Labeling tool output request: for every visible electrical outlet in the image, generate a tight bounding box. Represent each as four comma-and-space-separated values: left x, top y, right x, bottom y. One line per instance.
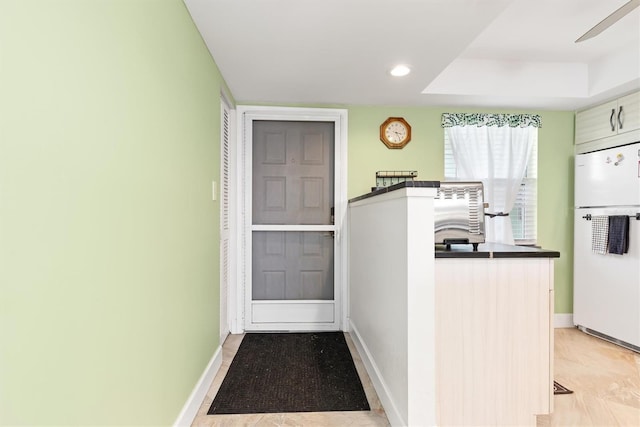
212, 181, 217, 201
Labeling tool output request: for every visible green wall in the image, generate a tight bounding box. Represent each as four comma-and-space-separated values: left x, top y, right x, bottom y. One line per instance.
347, 107, 575, 313
0, 1, 227, 425
0, 0, 577, 424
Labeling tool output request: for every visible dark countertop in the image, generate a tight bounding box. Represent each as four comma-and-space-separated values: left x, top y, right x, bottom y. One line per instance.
348, 182, 558, 259
349, 180, 440, 203
436, 242, 560, 258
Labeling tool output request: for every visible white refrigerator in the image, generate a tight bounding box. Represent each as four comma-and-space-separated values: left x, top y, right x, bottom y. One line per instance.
574, 141, 640, 351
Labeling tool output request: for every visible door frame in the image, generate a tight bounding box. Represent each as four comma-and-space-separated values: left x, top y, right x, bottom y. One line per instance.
232, 106, 348, 333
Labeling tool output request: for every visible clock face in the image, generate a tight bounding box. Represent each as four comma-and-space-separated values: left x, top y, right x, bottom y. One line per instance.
385, 121, 408, 143
380, 117, 411, 149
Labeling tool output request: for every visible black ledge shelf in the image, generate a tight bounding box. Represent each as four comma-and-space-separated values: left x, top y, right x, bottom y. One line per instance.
436, 243, 560, 259
349, 180, 440, 203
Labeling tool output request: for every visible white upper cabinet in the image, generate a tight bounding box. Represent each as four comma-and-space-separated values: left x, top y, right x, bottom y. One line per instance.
618, 91, 640, 134
575, 91, 640, 145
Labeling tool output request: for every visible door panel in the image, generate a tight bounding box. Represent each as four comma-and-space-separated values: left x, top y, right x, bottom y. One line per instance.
219, 97, 231, 340
574, 208, 640, 347
252, 302, 334, 324
575, 143, 640, 207
252, 231, 334, 300
575, 100, 617, 144
252, 121, 334, 225
249, 120, 336, 328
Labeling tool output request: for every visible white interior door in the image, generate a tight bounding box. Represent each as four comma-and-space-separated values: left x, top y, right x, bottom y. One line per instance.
241, 109, 346, 331
219, 95, 232, 341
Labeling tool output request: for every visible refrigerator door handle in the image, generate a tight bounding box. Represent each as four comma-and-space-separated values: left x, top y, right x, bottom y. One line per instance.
582, 213, 640, 220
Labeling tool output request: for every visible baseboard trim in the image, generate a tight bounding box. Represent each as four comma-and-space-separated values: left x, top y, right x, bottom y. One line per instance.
554, 313, 574, 328
173, 344, 223, 427
349, 321, 403, 427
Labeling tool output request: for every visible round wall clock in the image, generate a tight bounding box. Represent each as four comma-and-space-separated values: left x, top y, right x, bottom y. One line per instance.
380, 117, 411, 149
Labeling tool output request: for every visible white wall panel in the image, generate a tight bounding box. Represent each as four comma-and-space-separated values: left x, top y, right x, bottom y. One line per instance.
349, 187, 437, 427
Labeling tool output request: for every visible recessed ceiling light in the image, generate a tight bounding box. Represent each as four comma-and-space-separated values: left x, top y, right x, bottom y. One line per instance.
390, 65, 411, 77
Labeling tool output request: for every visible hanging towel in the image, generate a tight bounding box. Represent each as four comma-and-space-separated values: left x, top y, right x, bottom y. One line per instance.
608, 215, 630, 255
591, 216, 609, 254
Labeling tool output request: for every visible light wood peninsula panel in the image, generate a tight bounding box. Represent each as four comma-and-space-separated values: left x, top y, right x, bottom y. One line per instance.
435, 254, 555, 426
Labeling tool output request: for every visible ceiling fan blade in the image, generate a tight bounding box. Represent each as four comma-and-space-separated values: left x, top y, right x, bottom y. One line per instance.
575, 0, 640, 43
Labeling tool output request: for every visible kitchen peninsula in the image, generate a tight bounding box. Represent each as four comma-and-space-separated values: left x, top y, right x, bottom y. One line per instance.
348, 181, 559, 427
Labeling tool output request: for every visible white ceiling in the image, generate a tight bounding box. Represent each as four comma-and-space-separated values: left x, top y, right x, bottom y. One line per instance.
184, 0, 640, 111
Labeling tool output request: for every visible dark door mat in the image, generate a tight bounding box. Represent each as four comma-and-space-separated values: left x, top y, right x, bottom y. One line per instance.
208, 332, 370, 415
554, 381, 573, 394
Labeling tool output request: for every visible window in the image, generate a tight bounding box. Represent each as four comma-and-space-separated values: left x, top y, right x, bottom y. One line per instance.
442, 113, 539, 245
510, 143, 537, 244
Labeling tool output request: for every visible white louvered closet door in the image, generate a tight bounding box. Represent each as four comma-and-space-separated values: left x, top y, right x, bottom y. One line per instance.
219, 97, 231, 341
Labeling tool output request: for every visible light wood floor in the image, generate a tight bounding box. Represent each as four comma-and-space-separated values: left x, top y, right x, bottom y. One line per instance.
537, 328, 640, 427
192, 328, 639, 426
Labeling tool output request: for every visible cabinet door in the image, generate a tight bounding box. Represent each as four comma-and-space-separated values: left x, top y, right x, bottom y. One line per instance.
617, 91, 640, 134
435, 258, 554, 425
575, 100, 617, 144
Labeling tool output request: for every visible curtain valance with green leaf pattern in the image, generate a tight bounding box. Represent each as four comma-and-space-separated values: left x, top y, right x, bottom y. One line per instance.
441, 113, 542, 128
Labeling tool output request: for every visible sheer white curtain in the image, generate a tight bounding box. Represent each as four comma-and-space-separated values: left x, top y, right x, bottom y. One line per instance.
443, 115, 538, 244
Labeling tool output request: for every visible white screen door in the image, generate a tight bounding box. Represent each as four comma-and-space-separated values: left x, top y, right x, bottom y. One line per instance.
244, 116, 341, 331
